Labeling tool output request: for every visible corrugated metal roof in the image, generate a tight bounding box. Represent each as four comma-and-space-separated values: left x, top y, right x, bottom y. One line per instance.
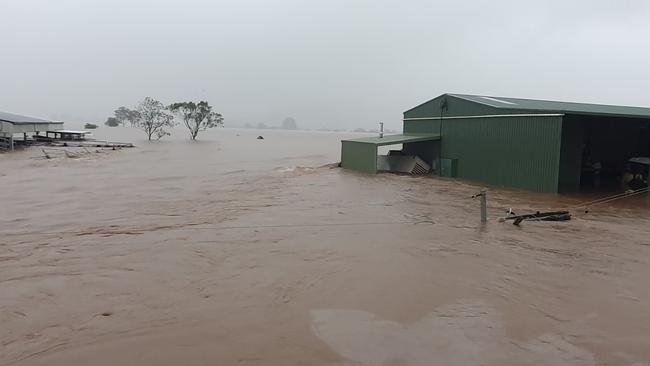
0, 111, 57, 124
342, 133, 440, 146
449, 94, 650, 118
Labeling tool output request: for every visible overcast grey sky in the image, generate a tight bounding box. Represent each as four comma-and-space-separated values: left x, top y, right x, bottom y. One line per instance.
1, 0, 649, 130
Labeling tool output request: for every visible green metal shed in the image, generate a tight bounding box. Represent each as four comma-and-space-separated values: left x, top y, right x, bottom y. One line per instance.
341, 93, 650, 193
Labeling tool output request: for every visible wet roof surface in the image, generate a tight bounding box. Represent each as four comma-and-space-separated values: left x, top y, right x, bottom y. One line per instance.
0, 111, 57, 124
450, 94, 650, 118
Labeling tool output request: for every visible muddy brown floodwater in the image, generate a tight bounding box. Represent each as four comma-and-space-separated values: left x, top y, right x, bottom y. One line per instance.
1, 127, 650, 366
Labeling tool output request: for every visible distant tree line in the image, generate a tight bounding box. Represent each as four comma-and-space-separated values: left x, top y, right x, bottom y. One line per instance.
242, 117, 299, 130
105, 97, 224, 141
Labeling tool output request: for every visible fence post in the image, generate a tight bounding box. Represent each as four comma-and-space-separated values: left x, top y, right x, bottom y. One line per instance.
480, 190, 487, 223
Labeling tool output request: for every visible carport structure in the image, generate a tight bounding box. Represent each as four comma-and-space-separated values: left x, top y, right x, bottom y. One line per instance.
341, 133, 440, 174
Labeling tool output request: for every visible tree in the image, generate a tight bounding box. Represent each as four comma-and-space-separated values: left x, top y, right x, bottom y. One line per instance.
134, 97, 175, 140
105, 117, 120, 127
168, 101, 224, 140
281, 117, 297, 130
114, 106, 140, 127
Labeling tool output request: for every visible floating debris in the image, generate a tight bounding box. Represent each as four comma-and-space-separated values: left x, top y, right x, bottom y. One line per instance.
500, 211, 571, 226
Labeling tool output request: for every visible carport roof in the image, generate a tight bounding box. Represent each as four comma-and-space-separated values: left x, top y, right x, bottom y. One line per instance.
342, 133, 440, 146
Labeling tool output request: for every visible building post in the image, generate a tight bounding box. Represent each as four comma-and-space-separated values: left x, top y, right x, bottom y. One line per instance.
10, 135, 14, 151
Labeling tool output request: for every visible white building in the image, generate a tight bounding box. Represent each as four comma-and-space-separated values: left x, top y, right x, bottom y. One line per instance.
0, 111, 63, 151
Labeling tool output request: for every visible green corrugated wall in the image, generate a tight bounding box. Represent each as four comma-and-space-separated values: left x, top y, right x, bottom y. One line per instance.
403, 119, 441, 134
439, 116, 563, 192
341, 141, 377, 173
401, 94, 566, 192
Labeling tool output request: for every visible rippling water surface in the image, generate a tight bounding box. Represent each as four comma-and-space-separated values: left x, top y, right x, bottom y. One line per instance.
1, 126, 649, 366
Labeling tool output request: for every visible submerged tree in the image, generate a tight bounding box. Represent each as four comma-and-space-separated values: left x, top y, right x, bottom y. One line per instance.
114, 106, 140, 127
105, 117, 120, 127
168, 101, 224, 140
134, 97, 175, 140
281, 117, 297, 130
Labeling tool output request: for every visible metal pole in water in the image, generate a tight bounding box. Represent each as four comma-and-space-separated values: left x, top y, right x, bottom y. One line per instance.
480, 190, 487, 223
379, 122, 384, 138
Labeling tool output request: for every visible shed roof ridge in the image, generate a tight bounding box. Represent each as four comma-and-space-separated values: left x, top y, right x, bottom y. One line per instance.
405, 93, 650, 118
450, 93, 650, 111
402, 93, 491, 114
446, 94, 502, 108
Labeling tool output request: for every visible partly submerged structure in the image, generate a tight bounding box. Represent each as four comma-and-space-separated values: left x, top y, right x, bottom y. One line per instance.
341, 94, 650, 193
0, 111, 63, 151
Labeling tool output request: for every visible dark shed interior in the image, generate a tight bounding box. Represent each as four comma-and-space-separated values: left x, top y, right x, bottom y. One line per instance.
402, 140, 440, 170
559, 115, 650, 192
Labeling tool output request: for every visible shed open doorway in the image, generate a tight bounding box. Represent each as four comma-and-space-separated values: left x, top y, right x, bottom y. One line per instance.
559, 115, 650, 193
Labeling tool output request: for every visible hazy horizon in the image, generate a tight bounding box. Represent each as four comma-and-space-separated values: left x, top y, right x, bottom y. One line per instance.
2, 0, 650, 130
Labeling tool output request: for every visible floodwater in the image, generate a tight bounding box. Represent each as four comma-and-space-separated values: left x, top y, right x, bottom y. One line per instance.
1, 127, 650, 366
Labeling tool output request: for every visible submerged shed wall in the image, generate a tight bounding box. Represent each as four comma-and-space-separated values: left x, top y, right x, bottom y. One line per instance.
0, 122, 11, 135
341, 141, 377, 173
439, 115, 564, 192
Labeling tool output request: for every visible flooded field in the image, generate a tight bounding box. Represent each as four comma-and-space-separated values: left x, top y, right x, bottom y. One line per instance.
1, 127, 650, 366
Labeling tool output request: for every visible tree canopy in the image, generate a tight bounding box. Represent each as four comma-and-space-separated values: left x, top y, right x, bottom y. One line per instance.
135, 97, 175, 140
281, 117, 297, 130
105, 117, 120, 127
168, 101, 223, 140
114, 106, 140, 127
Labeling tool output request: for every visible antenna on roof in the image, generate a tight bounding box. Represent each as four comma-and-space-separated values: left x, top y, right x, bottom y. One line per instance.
440, 98, 449, 111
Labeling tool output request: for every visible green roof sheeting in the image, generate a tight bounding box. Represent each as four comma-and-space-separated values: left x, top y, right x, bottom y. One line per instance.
448, 94, 650, 119
342, 134, 440, 146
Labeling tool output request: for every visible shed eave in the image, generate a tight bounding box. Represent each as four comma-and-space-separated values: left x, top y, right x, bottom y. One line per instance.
342, 133, 440, 146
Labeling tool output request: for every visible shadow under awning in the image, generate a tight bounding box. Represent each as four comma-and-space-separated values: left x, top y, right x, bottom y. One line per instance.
340, 134, 441, 174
